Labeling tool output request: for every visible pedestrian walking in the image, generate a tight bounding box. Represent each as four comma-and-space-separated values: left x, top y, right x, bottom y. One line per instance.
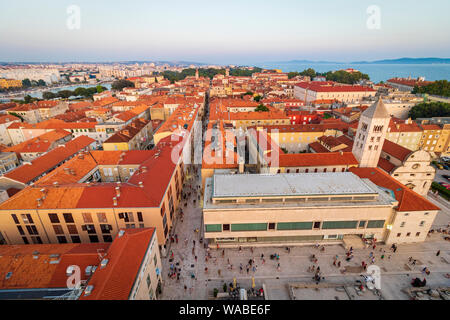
277, 263, 281, 271
338, 261, 341, 267
436, 250, 441, 256
195, 255, 197, 262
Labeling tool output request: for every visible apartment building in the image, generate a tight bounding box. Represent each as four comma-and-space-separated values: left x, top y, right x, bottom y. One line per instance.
0, 114, 21, 146
294, 81, 376, 103
103, 119, 153, 151
0, 135, 189, 249
0, 79, 22, 89
0, 136, 96, 194
385, 118, 423, 151
3, 129, 72, 161
419, 124, 442, 153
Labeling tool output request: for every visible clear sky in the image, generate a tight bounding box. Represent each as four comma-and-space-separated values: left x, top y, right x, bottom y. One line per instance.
0, 0, 449, 64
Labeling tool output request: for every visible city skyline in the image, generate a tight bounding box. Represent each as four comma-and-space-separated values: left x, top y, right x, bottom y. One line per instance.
1, 0, 450, 64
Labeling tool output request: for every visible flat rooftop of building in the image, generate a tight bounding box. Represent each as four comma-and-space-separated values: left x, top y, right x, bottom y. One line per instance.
212, 172, 378, 198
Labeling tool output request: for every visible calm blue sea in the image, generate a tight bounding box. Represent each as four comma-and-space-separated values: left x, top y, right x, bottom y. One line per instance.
254, 62, 450, 83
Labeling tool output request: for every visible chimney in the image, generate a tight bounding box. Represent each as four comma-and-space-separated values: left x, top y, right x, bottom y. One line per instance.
115, 186, 121, 197
37, 198, 42, 207
113, 197, 118, 206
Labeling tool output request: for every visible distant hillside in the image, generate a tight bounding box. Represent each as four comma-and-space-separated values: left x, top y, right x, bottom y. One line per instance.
353, 58, 450, 64
269, 57, 450, 65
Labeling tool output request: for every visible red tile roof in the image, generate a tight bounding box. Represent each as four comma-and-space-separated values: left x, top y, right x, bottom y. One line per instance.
3, 129, 71, 154
295, 81, 375, 92
80, 228, 156, 300
0, 114, 21, 125
0, 243, 109, 290
279, 152, 359, 167
4, 136, 95, 184
382, 139, 412, 162
377, 157, 396, 173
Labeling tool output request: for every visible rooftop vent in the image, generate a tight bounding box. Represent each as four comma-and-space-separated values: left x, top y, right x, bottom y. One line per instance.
118, 230, 125, 237
138, 181, 144, 188
5, 272, 12, 280
113, 197, 118, 206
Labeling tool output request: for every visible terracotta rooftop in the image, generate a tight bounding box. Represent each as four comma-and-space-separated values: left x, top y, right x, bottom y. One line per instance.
4, 136, 95, 184
0, 114, 21, 125
0, 243, 109, 290
4, 129, 72, 155
104, 119, 149, 144
80, 228, 156, 300
382, 139, 413, 162
295, 81, 375, 93
0, 136, 184, 210
350, 167, 440, 212
278, 152, 359, 167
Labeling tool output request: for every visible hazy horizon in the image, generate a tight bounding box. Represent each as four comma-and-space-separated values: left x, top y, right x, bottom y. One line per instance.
1, 0, 450, 65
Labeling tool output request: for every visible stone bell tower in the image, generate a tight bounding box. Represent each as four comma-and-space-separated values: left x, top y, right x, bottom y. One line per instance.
352, 98, 391, 167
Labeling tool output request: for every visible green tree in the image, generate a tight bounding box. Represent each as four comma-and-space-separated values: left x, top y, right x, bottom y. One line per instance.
408, 101, 450, 119
254, 95, 262, 102
74, 87, 88, 97
300, 68, 317, 78
57, 90, 74, 99
7, 112, 25, 122
96, 85, 105, 93
325, 70, 370, 84
42, 91, 56, 100
24, 95, 33, 103
255, 104, 269, 112
412, 80, 450, 97
22, 79, 32, 87
37, 79, 46, 86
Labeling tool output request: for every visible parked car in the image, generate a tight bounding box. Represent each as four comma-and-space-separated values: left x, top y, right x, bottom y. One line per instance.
437, 164, 444, 170
444, 165, 450, 170
438, 182, 450, 190
442, 175, 450, 181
